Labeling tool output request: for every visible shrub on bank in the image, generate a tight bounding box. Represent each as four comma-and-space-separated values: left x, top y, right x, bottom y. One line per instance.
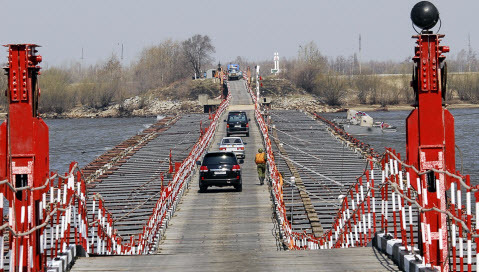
39, 68, 75, 114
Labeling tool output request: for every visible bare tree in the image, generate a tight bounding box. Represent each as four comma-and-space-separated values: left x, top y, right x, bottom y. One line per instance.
291, 41, 328, 93
134, 39, 188, 93
353, 74, 381, 104
399, 74, 415, 103
0, 68, 7, 109
39, 68, 73, 113
231, 56, 250, 71
315, 73, 347, 106
450, 74, 479, 102
74, 54, 124, 109
182, 34, 215, 77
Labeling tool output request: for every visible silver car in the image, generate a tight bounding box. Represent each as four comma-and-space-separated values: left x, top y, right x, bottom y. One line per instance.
219, 137, 246, 159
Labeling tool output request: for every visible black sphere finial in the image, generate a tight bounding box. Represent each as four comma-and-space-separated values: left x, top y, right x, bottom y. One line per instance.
411, 1, 439, 30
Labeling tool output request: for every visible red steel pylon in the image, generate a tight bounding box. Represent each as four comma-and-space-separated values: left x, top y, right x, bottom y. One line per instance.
406, 32, 454, 271
0, 44, 49, 271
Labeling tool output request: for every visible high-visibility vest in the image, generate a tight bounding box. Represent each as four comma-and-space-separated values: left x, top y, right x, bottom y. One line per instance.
255, 153, 266, 164
279, 174, 283, 202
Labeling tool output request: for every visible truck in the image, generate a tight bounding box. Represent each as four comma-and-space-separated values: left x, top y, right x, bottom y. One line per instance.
227, 64, 242, 80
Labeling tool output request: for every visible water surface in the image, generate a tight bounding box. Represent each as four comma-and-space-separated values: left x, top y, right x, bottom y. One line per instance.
322, 107, 479, 183
46, 117, 157, 172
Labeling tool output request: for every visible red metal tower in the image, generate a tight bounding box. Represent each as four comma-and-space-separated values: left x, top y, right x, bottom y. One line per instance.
406, 32, 454, 270
0, 44, 49, 270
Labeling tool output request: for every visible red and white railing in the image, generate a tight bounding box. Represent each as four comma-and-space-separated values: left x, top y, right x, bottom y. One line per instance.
247, 81, 476, 270
138, 92, 231, 254
311, 113, 380, 159
0, 93, 231, 271
248, 83, 309, 249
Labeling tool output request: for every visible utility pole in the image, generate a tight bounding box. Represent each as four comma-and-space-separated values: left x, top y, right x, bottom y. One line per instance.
256, 65, 260, 108
117, 42, 124, 64
359, 34, 362, 74
80, 47, 84, 74
468, 33, 471, 72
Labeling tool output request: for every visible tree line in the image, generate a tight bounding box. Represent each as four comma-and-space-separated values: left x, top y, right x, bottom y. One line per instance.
2, 37, 479, 112
0, 34, 215, 114
246, 41, 479, 106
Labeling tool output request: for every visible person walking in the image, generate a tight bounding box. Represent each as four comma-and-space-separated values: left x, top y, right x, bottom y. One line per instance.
255, 148, 267, 185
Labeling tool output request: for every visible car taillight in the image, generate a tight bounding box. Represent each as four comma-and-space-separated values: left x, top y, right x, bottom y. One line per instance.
232, 165, 240, 171
200, 166, 208, 172
246, 123, 249, 127
220, 147, 226, 150
226, 124, 230, 128
238, 147, 244, 150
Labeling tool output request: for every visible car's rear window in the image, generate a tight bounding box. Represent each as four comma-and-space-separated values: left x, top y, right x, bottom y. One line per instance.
228, 113, 247, 122
221, 138, 243, 144
204, 153, 237, 165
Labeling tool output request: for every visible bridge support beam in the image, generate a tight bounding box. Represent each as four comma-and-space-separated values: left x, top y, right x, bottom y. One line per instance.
406, 32, 454, 271
0, 44, 49, 271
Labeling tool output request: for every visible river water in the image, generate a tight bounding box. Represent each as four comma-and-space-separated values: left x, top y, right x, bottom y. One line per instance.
46, 117, 157, 173
322, 107, 479, 184
1, 108, 477, 183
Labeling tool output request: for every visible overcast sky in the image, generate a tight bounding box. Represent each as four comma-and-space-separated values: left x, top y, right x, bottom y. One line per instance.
1, 0, 478, 67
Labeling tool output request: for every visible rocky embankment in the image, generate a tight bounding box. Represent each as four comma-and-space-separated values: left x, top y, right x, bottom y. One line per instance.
268, 94, 343, 113
38, 78, 220, 118
26, 93, 479, 119
41, 96, 203, 119
39, 94, 339, 119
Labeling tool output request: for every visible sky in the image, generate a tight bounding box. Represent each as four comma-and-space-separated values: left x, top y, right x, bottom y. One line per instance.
1, 0, 478, 67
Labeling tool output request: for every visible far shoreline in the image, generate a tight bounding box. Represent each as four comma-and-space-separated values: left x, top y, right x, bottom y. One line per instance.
0, 102, 478, 120
337, 103, 479, 112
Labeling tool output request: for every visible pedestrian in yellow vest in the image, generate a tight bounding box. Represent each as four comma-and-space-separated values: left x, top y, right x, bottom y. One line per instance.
279, 172, 284, 203
255, 148, 267, 185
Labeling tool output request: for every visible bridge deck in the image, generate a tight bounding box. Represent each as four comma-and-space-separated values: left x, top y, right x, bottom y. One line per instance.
86, 114, 211, 240
270, 110, 368, 235
72, 80, 399, 271
71, 247, 398, 271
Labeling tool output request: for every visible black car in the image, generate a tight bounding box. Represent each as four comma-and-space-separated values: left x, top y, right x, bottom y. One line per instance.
225, 111, 250, 137
197, 152, 243, 192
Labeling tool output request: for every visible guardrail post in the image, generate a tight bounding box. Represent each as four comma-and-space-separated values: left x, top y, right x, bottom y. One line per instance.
0, 44, 49, 271
407, 3, 454, 269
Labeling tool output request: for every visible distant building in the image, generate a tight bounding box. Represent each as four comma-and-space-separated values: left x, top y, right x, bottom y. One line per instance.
206, 69, 216, 79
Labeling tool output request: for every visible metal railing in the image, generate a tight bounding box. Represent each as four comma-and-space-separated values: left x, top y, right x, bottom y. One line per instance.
247, 82, 475, 271
0, 93, 231, 271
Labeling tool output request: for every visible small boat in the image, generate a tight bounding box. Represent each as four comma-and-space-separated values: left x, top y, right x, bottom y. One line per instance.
373, 122, 397, 133
333, 110, 396, 135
